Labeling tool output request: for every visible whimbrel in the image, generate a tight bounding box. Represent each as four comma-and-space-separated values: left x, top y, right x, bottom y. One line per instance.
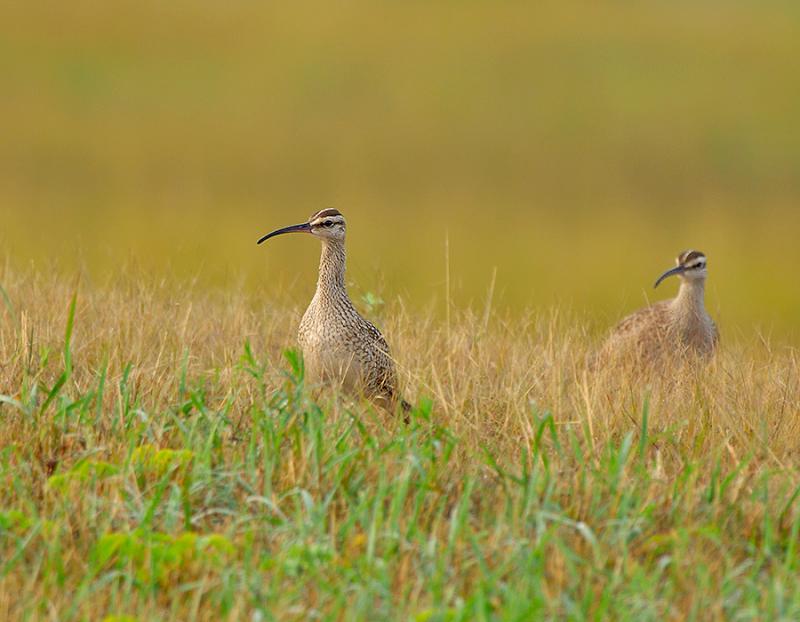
597, 250, 718, 365
258, 208, 410, 415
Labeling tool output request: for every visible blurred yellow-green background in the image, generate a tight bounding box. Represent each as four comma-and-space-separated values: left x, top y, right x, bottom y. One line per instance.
2, 2, 799, 338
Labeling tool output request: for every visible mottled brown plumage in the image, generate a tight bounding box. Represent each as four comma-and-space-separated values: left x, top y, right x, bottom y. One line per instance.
258, 209, 409, 415
597, 250, 719, 366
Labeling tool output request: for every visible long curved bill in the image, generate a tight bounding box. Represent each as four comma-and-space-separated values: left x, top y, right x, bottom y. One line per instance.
654, 265, 686, 288
257, 222, 311, 245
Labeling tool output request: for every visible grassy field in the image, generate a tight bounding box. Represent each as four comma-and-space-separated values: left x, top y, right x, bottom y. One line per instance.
2, 1, 800, 619
1, 266, 799, 620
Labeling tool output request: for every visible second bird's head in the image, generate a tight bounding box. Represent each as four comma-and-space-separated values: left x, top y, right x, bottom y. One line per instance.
257, 208, 346, 245
654, 250, 708, 288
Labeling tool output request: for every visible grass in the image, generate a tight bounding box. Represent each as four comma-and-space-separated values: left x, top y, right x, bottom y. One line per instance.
2, 265, 800, 621
2, 2, 800, 618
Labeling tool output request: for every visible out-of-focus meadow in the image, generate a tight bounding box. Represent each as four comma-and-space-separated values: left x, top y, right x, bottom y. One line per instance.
2, 2, 799, 335
2, 2, 800, 336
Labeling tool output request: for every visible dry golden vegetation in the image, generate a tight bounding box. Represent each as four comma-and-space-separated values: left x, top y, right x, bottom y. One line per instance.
1, 265, 799, 620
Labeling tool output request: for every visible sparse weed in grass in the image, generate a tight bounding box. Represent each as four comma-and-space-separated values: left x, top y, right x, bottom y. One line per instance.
92, 529, 235, 586
47, 460, 120, 493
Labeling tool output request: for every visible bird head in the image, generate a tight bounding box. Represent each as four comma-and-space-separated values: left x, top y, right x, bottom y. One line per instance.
257, 208, 346, 245
654, 250, 708, 288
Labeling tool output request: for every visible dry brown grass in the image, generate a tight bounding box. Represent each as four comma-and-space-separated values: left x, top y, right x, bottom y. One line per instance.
1, 264, 800, 620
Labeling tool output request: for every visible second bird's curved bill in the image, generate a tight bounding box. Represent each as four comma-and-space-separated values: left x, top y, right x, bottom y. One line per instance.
257, 222, 312, 245
654, 266, 686, 288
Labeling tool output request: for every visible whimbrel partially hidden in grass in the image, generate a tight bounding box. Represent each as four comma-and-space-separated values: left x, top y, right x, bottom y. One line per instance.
597, 250, 719, 365
258, 208, 410, 417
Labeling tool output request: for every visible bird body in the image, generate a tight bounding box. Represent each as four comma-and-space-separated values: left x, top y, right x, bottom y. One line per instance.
259, 209, 407, 412
598, 250, 718, 365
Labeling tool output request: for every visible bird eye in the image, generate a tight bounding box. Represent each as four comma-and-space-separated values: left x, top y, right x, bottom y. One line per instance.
323, 221, 333, 227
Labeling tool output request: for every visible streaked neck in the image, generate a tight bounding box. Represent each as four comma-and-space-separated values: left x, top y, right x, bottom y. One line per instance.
673, 279, 707, 315
316, 240, 347, 298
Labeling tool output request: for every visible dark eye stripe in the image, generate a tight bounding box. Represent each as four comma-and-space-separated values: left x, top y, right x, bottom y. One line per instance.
313, 218, 341, 228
